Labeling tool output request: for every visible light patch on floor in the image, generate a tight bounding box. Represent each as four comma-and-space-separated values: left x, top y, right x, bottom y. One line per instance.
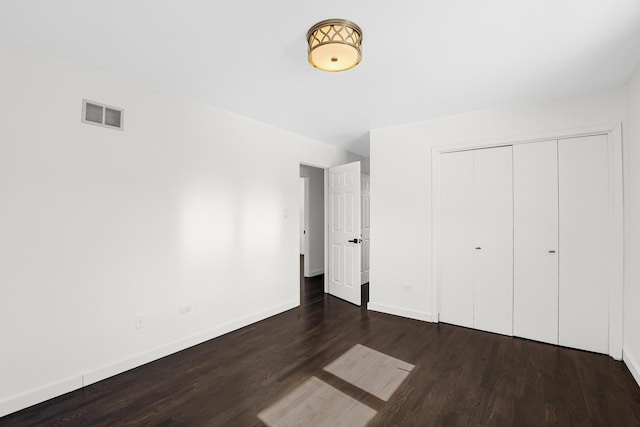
324, 344, 415, 401
257, 376, 377, 427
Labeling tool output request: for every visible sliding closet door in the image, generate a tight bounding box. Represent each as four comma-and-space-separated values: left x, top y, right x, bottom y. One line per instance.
439, 151, 474, 328
558, 135, 609, 354
473, 146, 513, 336
513, 141, 559, 345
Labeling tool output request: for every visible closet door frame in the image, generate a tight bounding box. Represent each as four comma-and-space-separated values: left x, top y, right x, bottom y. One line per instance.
431, 123, 623, 360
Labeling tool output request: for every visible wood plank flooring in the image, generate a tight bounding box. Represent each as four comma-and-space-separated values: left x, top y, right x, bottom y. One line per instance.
2, 259, 639, 426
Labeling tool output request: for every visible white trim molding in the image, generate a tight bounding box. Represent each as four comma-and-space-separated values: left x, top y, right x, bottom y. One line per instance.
0, 376, 82, 418
368, 302, 433, 322
324, 168, 330, 294
608, 124, 624, 360
309, 268, 324, 277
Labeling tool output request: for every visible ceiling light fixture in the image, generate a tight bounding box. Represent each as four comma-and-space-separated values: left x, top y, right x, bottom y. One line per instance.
307, 19, 363, 72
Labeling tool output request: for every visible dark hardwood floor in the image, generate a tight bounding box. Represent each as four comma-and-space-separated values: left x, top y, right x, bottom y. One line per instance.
2, 259, 640, 426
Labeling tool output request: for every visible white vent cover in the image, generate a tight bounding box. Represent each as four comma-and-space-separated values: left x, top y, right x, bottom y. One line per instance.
81, 99, 124, 130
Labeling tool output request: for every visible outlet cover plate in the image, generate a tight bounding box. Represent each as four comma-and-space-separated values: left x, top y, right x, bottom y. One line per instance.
135, 313, 145, 329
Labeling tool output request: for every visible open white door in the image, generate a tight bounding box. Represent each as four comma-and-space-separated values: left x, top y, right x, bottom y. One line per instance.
361, 174, 371, 285
328, 161, 362, 306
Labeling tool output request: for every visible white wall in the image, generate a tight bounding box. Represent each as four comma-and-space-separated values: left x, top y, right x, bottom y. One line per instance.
624, 62, 640, 385
0, 40, 365, 416
299, 165, 325, 276
369, 87, 626, 323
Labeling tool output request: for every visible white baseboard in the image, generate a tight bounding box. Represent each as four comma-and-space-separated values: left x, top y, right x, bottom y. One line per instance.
309, 268, 324, 277
624, 348, 640, 388
0, 299, 299, 418
0, 375, 82, 418
367, 302, 433, 322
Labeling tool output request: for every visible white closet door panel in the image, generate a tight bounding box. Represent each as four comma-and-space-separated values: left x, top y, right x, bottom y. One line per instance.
439, 151, 474, 328
558, 135, 609, 354
473, 146, 513, 336
513, 140, 559, 345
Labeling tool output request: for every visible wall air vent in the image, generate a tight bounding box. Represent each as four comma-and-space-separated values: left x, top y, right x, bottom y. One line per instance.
81, 99, 124, 130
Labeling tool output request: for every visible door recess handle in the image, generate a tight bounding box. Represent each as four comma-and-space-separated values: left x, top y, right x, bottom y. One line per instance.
348, 238, 362, 244
548, 250, 556, 253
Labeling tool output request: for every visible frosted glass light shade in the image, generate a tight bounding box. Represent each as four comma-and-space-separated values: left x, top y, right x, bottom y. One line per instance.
307, 19, 362, 72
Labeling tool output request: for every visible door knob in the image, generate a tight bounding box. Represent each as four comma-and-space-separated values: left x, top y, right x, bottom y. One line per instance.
548, 250, 556, 253
348, 238, 362, 244
475, 247, 481, 250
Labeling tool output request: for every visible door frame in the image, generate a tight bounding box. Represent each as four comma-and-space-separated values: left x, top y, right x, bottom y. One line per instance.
323, 168, 329, 293
361, 174, 371, 285
431, 122, 623, 359
300, 176, 310, 276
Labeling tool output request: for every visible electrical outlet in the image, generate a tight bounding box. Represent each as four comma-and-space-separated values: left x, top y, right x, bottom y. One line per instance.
402, 284, 412, 291
135, 313, 145, 329
179, 305, 192, 314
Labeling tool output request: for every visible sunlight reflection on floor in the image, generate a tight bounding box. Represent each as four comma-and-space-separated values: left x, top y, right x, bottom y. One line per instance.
257, 344, 414, 426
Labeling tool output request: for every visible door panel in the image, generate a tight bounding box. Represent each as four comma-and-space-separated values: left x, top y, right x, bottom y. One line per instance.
331, 244, 341, 283
513, 141, 559, 345
300, 178, 306, 255
345, 192, 355, 232
558, 135, 609, 354
473, 146, 513, 336
439, 151, 475, 328
328, 161, 362, 306
332, 194, 342, 232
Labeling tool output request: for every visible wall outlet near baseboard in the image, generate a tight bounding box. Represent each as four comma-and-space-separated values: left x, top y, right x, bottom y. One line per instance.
402, 284, 412, 291
179, 305, 192, 314
135, 313, 145, 329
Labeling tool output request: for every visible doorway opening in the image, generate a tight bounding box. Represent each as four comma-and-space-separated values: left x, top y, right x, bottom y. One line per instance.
299, 162, 370, 307
299, 164, 326, 303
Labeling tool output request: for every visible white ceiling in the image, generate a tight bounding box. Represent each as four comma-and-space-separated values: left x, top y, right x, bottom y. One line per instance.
1, 1, 639, 157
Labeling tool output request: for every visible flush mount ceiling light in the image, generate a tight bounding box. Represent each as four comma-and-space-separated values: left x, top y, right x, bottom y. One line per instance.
307, 19, 363, 72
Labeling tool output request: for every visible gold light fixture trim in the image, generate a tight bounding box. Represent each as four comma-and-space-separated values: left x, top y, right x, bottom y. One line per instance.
307, 19, 363, 72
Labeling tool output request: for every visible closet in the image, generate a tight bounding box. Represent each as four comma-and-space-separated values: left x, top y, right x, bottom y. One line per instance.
439, 134, 613, 355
